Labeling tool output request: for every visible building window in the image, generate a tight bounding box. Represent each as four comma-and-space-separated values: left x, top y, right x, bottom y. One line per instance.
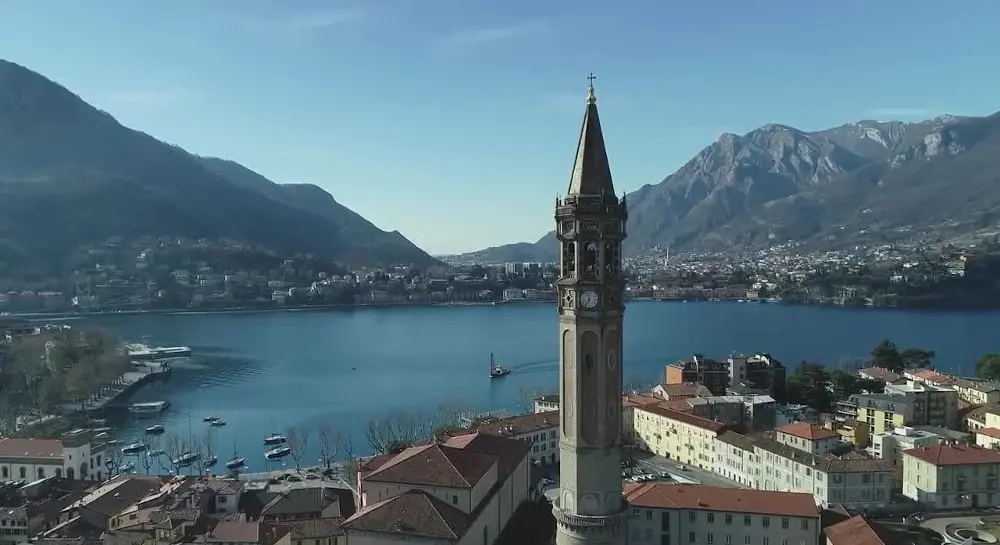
689, 512, 696, 522
707, 513, 715, 523
646, 511, 652, 519
688, 532, 696, 543
801, 520, 809, 530
483, 525, 488, 545
19, 467, 25, 479
781, 517, 789, 529
726, 536, 732, 545
452, 495, 458, 504
708, 533, 714, 544
661, 535, 671, 545
661, 512, 670, 532
725, 514, 733, 524
762, 516, 770, 528
744, 515, 751, 526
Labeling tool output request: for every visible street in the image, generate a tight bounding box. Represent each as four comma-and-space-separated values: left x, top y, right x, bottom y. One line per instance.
628, 449, 743, 489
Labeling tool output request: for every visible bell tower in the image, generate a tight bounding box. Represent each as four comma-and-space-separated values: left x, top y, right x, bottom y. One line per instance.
552, 74, 629, 545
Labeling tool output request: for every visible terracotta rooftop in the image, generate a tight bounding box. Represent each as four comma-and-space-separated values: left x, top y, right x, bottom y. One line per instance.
472, 412, 558, 438
624, 483, 817, 518
365, 443, 496, 488
977, 427, 1000, 439
904, 443, 1000, 466
636, 405, 726, 433
0, 438, 63, 460
823, 515, 937, 545
777, 422, 840, 441
654, 382, 713, 399
858, 367, 902, 383
622, 394, 661, 407
343, 489, 470, 540
206, 521, 290, 545
443, 432, 531, 481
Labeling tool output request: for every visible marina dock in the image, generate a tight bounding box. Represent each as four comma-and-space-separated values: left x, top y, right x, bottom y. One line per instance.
62, 360, 173, 415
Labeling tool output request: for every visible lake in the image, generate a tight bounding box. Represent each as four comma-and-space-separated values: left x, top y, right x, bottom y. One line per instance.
60, 301, 1000, 472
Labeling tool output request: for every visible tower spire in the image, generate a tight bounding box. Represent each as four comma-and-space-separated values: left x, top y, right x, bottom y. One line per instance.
567, 73, 615, 197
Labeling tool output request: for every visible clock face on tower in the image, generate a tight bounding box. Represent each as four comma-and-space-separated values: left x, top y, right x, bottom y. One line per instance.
579, 290, 599, 309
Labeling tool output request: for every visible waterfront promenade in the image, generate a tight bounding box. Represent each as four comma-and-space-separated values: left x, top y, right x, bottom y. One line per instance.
59, 360, 172, 413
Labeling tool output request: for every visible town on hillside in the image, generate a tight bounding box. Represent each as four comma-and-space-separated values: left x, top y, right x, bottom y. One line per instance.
4, 236, 1000, 313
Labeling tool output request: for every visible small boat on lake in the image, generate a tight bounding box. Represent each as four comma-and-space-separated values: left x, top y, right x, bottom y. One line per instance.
226, 456, 246, 470
120, 462, 136, 473
129, 401, 170, 417
145, 425, 165, 435
489, 353, 511, 379
210, 419, 226, 427
204, 415, 221, 423
264, 434, 287, 446
149, 449, 165, 457
174, 452, 200, 468
265, 446, 291, 460
204, 456, 218, 468
122, 442, 148, 455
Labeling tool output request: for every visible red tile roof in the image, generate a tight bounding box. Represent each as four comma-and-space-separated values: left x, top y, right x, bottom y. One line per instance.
343, 489, 470, 540
636, 405, 726, 433
977, 428, 1000, 440
365, 443, 496, 488
471, 412, 558, 438
442, 432, 530, 481
824, 515, 910, 545
904, 444, 1000, 466
624, 483, 817, 518
0, 438, 63, 460
777, 422, 840, 441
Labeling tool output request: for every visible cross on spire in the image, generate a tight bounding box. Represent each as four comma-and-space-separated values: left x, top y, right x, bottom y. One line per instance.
586, 72, 597, 104
587, 72, 597, 86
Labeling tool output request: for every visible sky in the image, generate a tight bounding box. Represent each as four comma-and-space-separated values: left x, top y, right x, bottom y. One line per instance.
1, 1, 999, 255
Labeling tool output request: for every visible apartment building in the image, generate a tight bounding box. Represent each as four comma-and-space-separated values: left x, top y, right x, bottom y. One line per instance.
624, 483, 820, 545
714, 431, 758, 487
752, 438, 897, 509
964, 405, 1000, 432
633, 405, 726, 470
652, 382, 713, 400
834, 419, 870, 448
840, 381, 958, 435
902, 444, 1000, 509
870, 426, 971, 464
951, 378, 1000, 406
623, 394, 661, 445
471, 411, 560, 464
975, 428, 1000, 449
532, 394, 559, 413
776, 423, 841, 455
664, 353, 786, 399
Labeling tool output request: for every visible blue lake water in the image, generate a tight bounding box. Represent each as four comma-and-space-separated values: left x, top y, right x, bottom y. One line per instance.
64, 301, 1000, 472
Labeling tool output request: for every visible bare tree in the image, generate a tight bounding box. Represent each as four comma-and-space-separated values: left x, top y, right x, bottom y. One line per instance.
364, 410, 429, 455
516, 386, 551, 413
104, 445, 124, 476
623, 377, 656, 394
140, 451, 154, 475
317, 424, 339, 470
200, 432, 216, 475
162, 432, 187, 475
341, 431, 357, 485
286, 425, 309, 472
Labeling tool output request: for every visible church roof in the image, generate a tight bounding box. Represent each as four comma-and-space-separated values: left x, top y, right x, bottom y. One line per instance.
566, 78, 615, 197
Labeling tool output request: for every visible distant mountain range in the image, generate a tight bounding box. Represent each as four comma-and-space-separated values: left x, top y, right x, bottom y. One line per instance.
458, 112, 1000, 263
0, 59, 437, 278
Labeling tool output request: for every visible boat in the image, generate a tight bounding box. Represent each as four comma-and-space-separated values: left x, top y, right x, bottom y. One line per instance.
173, 452, 200, 468
149, 449, 165, 457
204, 456, 218, 468
210, 419, 226, 427
121, 442, 148, 455
120, 462, 136, 473
226, 456, 246, 470
265, 446, 291, 460
126, 343, 193, 361
145, 425, 165, 435
95, 432, 111, 440
128, 401, 170, 417
263, 434, 287, 446
203, 415, 221, 423
489, 353, 511, 379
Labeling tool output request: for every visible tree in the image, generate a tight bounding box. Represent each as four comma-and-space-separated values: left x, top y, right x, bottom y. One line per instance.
364, 410, 436, 455
286, 425, 309, 471
342, 431, 358, 485
317, 424, 339, 471
163, 433, 187, 475
786, 362, 833, 412
976, 354, 1000, 382
623, 377, 657, 394
829, 369, 885, 401
871, 340, 904, 373
900, 348, 936, 370
200, 432, 215, 475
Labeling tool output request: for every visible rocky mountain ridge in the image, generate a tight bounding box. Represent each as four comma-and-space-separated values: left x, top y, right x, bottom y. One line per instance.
458, 112, 1000, 263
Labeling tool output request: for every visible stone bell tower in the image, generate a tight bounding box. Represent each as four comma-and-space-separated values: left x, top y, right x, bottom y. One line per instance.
552, 74, 629, 545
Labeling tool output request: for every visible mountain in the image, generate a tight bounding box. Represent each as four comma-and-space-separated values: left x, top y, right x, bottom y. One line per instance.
461, 113, 1000, 262
0, 59, 437, 278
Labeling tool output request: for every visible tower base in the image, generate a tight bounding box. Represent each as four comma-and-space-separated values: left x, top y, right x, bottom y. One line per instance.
552, 500, 629, 545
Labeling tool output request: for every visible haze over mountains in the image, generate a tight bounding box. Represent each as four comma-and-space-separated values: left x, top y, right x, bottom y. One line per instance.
0, 59, 438, 278
458, 112, 1000, 263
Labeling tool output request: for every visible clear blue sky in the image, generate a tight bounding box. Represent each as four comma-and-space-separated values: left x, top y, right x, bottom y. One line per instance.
1, 1, 999, 254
